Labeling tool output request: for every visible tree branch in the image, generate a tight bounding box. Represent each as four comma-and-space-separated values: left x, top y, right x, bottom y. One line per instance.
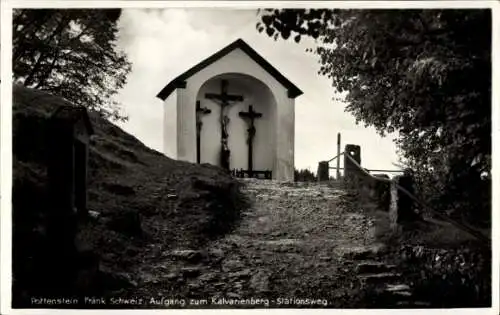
23, 14, 70, 87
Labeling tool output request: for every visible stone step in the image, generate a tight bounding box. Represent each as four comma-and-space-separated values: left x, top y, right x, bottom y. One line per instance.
384, 284, 413, 301
395, 300, 432, 308
340, 243, 387, 260
385, 284, 411, 292
249, 270, 271, 293
391, 290, 412, 298
358, 272, 401, 284
356, 261, 397, 274
167, 249, 204, 263
180, 266, 203, 278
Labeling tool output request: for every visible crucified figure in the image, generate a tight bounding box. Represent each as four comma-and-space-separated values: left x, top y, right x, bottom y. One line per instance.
205, 80, 244, 170
239, 105, 263, 176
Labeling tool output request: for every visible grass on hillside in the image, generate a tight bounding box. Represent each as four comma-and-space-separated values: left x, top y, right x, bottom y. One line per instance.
12, 85, 248, 307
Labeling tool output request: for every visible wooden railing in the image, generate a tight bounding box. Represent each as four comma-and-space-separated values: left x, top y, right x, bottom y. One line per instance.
318, 151, 490, 244
342, 153, 490, 244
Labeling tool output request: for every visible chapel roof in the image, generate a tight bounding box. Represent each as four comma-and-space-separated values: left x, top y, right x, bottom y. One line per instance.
156, 38, 303, 101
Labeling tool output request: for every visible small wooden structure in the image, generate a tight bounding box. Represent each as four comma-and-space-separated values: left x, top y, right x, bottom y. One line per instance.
45, 105, 94, 293
48, 105, 94, 218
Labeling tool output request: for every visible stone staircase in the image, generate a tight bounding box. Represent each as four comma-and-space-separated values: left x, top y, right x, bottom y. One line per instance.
342, 245, 432, 308
137, 178, 435, 308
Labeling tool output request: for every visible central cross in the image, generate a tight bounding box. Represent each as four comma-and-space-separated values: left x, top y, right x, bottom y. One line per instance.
205, 79, 244, 170
239, 105, 263, 177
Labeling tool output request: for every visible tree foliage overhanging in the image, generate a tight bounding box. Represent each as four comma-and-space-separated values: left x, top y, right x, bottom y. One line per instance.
13, 9, 131, 121
258, 9, 491, 224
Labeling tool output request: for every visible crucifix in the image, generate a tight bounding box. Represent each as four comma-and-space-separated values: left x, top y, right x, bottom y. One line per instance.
205, 79, 244, 170
239, 105, 263, 177
196, 101, 211, 164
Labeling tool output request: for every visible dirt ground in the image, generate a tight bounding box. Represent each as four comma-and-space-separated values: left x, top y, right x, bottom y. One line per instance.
110, 179, 432, 309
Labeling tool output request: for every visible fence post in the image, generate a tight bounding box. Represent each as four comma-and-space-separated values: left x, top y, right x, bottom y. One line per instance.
317, 161, 329, 182
344, 144, 362, 187
389, 171, 420, 231
373, 174, 391, 211
336, 133, 341, 180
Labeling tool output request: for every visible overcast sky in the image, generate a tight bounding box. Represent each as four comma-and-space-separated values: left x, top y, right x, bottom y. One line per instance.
114, 8, 401, 173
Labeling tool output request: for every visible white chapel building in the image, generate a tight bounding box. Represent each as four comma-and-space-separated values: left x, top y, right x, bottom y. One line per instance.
156, 39, 303, 181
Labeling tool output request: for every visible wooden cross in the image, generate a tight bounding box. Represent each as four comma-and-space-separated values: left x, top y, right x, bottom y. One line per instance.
205, 80, 244, 170
239, 105, 263, 177
205, 79, 244, 107
196, 101, 211, 164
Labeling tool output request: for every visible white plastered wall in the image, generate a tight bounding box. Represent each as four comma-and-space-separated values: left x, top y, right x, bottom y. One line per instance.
162, 90, 177, 159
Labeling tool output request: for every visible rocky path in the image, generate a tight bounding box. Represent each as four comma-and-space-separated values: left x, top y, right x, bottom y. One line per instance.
133, 179, 417, 308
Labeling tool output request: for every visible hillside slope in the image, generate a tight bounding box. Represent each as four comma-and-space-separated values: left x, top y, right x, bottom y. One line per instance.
12, 85, 246, 306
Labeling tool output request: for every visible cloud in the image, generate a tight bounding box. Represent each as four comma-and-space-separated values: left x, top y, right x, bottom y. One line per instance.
114, 8, 401, 172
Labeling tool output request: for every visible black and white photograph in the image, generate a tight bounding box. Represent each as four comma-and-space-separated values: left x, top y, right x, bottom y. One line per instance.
0, 1, 497, 312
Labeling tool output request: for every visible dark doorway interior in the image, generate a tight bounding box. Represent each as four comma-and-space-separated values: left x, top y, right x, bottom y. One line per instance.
74, 139, 87, 213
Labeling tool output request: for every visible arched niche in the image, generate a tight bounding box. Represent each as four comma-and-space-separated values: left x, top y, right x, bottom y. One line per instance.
195, 72, 278, 173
